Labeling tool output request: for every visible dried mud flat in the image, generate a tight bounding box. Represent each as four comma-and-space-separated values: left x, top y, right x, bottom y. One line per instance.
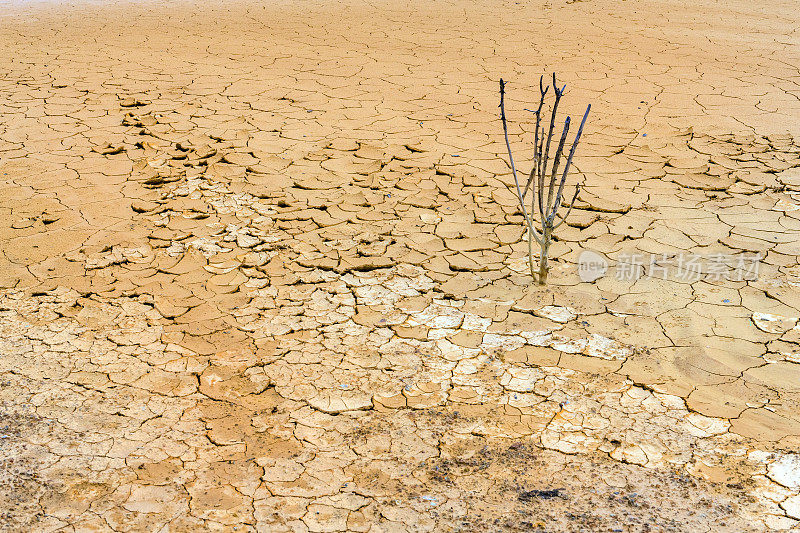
1, 0, 800, 531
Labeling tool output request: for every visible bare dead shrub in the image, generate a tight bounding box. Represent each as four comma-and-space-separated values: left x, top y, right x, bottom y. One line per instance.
499, 74, 591, 284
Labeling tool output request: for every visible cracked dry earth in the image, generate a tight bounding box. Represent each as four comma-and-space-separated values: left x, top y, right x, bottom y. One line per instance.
1, 0, 800, 531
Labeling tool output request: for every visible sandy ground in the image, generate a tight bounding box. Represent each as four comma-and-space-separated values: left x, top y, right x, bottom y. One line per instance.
1, 0, 800, 530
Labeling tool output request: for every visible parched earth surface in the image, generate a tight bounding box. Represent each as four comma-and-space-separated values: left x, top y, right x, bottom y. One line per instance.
1, 0, 800, 531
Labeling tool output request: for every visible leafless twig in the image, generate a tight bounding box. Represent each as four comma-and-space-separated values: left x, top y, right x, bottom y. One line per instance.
500, 74, 590, 284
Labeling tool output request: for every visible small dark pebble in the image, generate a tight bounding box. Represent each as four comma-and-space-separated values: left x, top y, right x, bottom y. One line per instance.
519, 488, 564, 501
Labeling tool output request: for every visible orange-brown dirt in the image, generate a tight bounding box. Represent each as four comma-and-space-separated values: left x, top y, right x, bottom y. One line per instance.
1, 0, 799, 530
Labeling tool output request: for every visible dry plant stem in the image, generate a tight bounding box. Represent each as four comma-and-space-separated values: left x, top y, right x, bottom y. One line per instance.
499, 75, 590, 285
500, 78, 541, 280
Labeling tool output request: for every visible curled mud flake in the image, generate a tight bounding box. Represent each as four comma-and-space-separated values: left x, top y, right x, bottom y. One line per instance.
683, 413, 730, 437
462, 313, 492, 332
534, 305, 577, 323
500, 367, 542, 393
519, 330, 553, 347
549, 335, 587, 354
505, 256, 530, 274
307, 391, 373, 414
752, 312, 798, 334
768, 455, 800, 491
411, 304, 465, 329
782, 495, 800, 520
772, 199, 800, 213
436, 338, 481, 362
482, 333, 526, 351
583, 334, 632, 360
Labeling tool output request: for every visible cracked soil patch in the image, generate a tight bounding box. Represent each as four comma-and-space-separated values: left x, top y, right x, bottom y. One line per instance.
1, 0, 800, 530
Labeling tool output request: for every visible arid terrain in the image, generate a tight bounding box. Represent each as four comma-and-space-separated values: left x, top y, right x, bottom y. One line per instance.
1, 0, 800, 530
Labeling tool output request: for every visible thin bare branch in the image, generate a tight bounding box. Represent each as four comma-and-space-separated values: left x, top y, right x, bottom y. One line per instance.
523, 76, 548, 199
498, 79, 518, 185
523, 157, 536, 199
553, 184, 581, 230
553, 103, 591, 220
536, 121, 547, 220
547, 115, 572, 219
499, 79, 542, 245
543, 73, 565, 216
